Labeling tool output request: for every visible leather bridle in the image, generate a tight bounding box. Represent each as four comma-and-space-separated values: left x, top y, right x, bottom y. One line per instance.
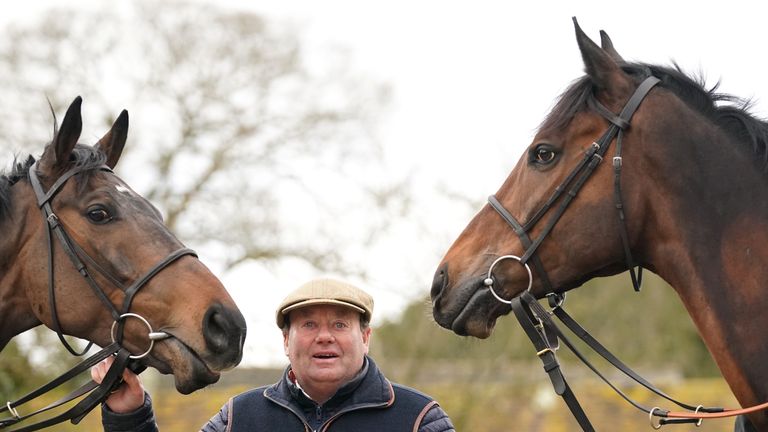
1, 161, 197, 431
483, 76, 768, 431
482, 74, 768, 429
485, 75, 660, 298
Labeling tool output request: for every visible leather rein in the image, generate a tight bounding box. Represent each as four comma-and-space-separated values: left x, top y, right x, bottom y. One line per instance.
1, 162, 196, 431
484, 75, 768, 429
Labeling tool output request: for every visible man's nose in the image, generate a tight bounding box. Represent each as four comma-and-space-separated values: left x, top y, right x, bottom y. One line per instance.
315, 324, 335, 342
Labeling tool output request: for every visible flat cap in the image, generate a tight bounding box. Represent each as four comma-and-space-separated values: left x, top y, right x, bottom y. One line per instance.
276, 278, 374, 328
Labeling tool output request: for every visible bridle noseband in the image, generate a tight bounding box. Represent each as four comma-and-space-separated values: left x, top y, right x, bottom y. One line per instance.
1, 161, 197, 431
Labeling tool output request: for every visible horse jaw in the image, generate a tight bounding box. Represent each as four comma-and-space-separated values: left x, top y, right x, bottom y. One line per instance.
143, 337, 224, 394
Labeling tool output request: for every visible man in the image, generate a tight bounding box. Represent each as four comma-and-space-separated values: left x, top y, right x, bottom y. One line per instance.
93, 278, 456, 431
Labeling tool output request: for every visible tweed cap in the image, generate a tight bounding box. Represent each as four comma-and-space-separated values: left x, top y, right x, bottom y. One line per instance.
276, 278, 374, 328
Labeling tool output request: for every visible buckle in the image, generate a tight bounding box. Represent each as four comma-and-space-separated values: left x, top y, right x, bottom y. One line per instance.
5, 401, 20, 420
546, 292, 566, 310
536, 347, 554, 357
46, 213, 59, 228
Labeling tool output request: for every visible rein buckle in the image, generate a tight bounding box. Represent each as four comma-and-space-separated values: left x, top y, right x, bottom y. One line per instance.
5, 401, 20, 420
536, 347, 555, 358
46, 213, 59, 228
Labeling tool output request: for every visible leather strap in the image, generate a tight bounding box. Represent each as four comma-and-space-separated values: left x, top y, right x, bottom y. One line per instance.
548, 295, 721, 413
488, 196, 554, 293
511, 293, 594, 431
0, 343, 127, 430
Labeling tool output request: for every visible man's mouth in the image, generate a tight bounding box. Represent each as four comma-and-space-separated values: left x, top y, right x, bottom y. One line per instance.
313, 352, 339, 359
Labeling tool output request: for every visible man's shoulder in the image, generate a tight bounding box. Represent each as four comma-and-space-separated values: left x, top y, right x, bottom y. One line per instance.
227, 383, 281, 411
232, 383, 274, 401
389, 384, 456, 432
390, 382, 437, 405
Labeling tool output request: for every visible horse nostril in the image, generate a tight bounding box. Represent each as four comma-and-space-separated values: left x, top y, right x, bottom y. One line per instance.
203, 304, 247, 359
431, 264, 448, 302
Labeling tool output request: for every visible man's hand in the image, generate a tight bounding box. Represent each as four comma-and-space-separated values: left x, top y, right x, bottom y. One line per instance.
90, 356, 146, 413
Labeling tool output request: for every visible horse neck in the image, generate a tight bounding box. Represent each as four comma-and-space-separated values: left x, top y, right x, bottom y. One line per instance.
0, 182, 43, 350
639, 119, 768, 423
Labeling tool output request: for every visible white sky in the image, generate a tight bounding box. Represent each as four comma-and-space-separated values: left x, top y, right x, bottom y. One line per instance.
3, 1, 767, 367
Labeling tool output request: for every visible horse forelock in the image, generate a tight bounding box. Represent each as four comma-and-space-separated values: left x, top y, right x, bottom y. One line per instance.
0, 145, 109, 223
539, 62, 768, 173
64, 145, 109, 193
0, 155, 34, 223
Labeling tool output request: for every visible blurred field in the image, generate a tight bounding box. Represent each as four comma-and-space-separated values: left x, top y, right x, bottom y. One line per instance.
14, 367, 740, 431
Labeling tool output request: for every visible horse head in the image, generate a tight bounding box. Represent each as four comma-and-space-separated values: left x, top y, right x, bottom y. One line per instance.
0, 97, 247, 394
430, 20, 658, 338
430, 17, 768, 428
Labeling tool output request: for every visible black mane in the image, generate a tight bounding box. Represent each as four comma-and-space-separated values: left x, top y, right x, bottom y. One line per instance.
541, 62, 768, 171
0, 145, 108, 222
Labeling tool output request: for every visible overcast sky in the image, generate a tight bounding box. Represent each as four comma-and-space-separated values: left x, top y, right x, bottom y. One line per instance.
3, 1, 767, 367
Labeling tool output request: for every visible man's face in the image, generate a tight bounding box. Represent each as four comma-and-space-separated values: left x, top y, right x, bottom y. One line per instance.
283, 304, 371, 401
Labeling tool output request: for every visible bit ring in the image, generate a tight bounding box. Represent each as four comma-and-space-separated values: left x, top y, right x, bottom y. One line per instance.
483, 255, 533, 304
110, 313, 157, 359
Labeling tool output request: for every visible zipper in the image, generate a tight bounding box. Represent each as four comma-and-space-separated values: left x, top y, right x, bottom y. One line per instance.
318, 379, 396, 431
318, 400, 391, 432
264, 392, 313, 432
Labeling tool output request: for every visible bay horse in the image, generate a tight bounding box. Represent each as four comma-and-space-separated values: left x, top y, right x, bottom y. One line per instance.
430, 19, 768, 431
0, 97, 246, 396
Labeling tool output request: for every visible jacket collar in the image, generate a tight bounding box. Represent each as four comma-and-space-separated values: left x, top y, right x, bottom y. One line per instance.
267, 355, 393, 409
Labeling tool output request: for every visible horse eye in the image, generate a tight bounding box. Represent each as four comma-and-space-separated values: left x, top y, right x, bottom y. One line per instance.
530, 144, 558, 165
86, 206, 112, 224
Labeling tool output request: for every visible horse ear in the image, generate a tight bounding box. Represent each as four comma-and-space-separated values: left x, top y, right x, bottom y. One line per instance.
95, 110, 128, 169
599, 30, 625, 62
572, 18, 630, 93
40, 96, 83, 172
